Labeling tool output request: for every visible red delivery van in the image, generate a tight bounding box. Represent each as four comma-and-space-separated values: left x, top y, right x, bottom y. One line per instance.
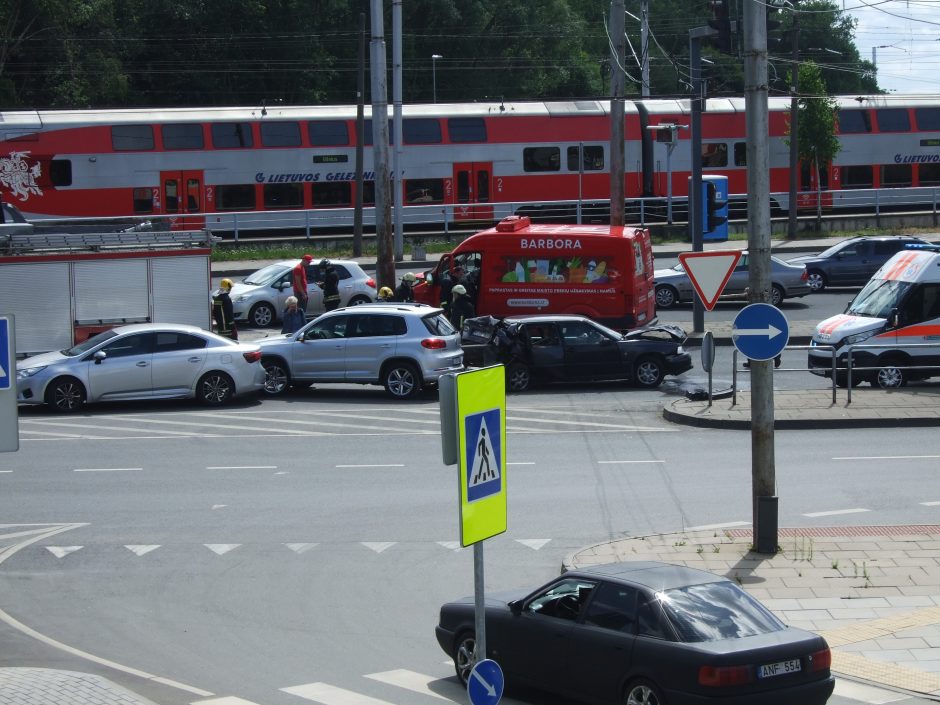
413, 216, 656, 330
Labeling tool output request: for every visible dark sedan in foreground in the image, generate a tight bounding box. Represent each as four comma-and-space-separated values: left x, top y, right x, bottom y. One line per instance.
436, 561, 834, 705
461, 315, 692, 391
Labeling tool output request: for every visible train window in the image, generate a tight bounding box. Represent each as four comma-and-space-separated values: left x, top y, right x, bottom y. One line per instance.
701, 143, 727, 167
263, 183, 303, 209
403, 118, 442, 144
112, 125, 154, 151
50, 159, 72, 186
309, 120, 349, 146
733, 143, 747, 166
838, 110, 871, 134
260, 122, 302, 147
133, 188, 153, 214
566, 145, 604, 171
362, 120, 395, 146
915, 108, 940, 131
361, 181, 375, 206
405, 179, 444, 203
875, 109, 910, 133
312, 181, 352, 207
920, 164, 940, 186
841, 165, 873, 189
523, 147, 561, 172
211, 123, 254, 148
881, 164, 912, 188
216, 184, 257, 211
448, 117, 486, 143
162, 124, 204, 150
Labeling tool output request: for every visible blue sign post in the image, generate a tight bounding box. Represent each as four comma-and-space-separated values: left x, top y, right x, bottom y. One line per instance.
468, 659, 504, 705
732, 304, 789, 361
0, 315, 18, 453
0, 318, 10, 390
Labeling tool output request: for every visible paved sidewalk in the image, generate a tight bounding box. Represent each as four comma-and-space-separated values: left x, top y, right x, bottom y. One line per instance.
0, 668, 159, 705
565, 525, 940, 698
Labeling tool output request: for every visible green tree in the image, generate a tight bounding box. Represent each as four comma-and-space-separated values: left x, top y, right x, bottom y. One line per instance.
795, 60, 840, 225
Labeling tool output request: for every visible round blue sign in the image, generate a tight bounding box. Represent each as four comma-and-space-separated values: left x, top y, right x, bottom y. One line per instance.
467, 658, 504, 705
732, 303, 789, 361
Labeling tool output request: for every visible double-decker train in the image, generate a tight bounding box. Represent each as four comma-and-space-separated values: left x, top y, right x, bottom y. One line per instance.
2, 95, 939, 234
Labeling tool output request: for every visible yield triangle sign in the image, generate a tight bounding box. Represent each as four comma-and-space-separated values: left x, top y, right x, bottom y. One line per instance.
677, 250, 742, 311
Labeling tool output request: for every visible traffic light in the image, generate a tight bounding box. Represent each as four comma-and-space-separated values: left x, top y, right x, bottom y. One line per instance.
705, 181, 728, 233
708, 0, 733, 55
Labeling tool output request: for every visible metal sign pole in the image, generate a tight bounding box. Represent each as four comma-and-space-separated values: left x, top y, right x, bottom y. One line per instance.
474, 542, 486, 662
0, 315, 19, 453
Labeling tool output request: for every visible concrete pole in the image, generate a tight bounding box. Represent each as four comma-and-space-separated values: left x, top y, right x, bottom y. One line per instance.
609, 0, 626, 226
354, 13, 365, 257
743, 0, 778, 552
370, 0, 395, 289
392, 0, 403, 261
689, 30, 706, 334
787, 13, 800, 240
641, 0, 650, 98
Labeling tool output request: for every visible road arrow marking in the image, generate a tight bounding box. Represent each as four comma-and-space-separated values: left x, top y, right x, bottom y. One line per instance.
125, 545, 160, 556
516, 539, 551, 551
362, 542, 396, 553
46, 546, 83, 558
471, 668, 497, 697
285, 543, 318, 554
204, 544, 240, 555
733, 324, 782, 339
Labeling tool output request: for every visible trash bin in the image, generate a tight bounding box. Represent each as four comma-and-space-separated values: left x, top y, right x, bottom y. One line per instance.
412, 245, 427, 261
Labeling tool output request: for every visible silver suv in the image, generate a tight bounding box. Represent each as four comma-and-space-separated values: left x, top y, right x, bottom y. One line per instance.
257, 304, 463, 399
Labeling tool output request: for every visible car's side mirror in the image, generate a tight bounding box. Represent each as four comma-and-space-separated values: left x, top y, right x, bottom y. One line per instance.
508, 599, 523, 615
888, 309, 900, 328
426, 272, 434, 285
93, 350, 107, 365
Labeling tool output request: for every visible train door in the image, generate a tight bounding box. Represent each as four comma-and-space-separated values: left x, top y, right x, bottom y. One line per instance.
160, 170, 205, 230
796, 161, 833, 211
452, 162, 493, 222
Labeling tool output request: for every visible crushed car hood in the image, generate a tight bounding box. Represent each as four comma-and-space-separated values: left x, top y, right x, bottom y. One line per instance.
623, 323, 687, 343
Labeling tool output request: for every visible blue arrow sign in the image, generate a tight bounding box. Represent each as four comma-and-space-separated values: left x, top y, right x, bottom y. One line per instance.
732, 303, 789, 361
0, 318, 10, 390
468, 659, 504, 705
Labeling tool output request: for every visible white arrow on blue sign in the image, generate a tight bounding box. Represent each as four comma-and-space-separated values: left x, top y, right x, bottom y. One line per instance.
732, 303, 789, 361
468, 659, 504, 705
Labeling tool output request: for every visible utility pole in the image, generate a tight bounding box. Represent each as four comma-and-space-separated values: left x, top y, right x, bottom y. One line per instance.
787, 5, 800, 240
370, 0, 395, 289
392, 0, 403, 262
354, 13, 365, 257
689, 28, 711, 334
744, 0, 778, 553
641, 0, 650, 98
609, 0, 626, 226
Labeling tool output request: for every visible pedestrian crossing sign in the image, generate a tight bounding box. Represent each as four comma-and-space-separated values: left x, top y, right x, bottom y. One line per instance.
456, 365, 506, 546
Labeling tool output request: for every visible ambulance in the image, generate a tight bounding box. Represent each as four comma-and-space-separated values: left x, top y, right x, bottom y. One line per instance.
808, 245, 940, 388
413, 216, 656, 331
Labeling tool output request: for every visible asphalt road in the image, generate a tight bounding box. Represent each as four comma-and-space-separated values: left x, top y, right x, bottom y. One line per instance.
2, 387, 939, 705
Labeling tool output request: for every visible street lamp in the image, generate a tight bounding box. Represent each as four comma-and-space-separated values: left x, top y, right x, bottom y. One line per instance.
431, 54, 442, 103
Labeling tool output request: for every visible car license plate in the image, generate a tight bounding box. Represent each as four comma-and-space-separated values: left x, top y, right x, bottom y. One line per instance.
758, 658, 801, 678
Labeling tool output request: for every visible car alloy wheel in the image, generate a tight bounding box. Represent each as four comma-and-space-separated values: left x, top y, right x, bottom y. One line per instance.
347, 295, 371, 306
45, 377, 86, 413
876, 361, 906, 389
453, 632, 476, 686
634, 356, 665, 388
384, 362, 420, 399
807, 270, 826, 292
506, 362, 531, 392
262, 359, 290, 395
198, 372, 234, 405
625, 679, 664, 705
249, 302, 275, 328
655, 285, 677, 309
770, 284, 784, 307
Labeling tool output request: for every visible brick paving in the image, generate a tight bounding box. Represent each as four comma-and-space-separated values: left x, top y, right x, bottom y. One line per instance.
0, 668, 158, 705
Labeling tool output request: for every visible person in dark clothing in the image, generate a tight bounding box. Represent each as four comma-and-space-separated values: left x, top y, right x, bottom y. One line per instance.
439, 266, 463, 313
319, 259, 341, 311
449, 283, 475, 330
293, 254, 313, 313
460, 267, 481, 305
394, 272, 417, 302
281, 295, 306, 334
212, 278, 238, 340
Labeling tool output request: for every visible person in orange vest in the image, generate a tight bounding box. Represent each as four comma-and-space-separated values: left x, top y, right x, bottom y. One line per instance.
293, 254, 313, 314
212, 278, 238, 340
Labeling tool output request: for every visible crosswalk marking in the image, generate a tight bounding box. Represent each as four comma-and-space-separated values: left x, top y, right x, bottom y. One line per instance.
363, 669, 453, 700
281, 682, 397, 705
193, 698, 259, 705
803, 508, 870, 518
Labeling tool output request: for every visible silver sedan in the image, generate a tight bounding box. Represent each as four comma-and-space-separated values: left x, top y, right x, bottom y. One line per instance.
16, 323, 265, 412
653, 252, 811, 309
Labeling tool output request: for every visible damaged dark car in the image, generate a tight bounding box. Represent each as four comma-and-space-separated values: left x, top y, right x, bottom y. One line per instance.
461, 314, 692, 392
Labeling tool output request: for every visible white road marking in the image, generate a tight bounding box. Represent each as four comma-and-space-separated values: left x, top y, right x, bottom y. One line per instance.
921, 501, 940, 506
507, 462, 535, 465
281, 682, 397, 705
832, 454, 940, 461
684, 521, 750, 532
833, 678, 908, 704
0, 470, 11, 473
437, 541, 462, 551
211, 504, 227, 510
18, 429, 93, 438
285, 543, 318, 554
362, 542, 396, 553
336, 464, 405, 468
204, 544, 240, 555
804, 508, 870, 518
116, 416, 321, 435
125, 545, 160, 556
25, 419, 203, 437
507, 414, 669, 431
364, 669, 452, 700
46, 546, 82, 558
598, 460, 665, 464
74, 467, 141, 472
193, 698, 261, 705
516, 539, 551, 551
206, 466, 277, 470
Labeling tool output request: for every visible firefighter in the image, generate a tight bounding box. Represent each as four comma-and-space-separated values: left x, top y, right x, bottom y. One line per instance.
377, 286, 395, 302
439, 265, 463, 313
212, 278, 238, 340
449, 283, 475, 330
319, 259, 341, 311
293, 254, 313, 313
394, 272, 417, 302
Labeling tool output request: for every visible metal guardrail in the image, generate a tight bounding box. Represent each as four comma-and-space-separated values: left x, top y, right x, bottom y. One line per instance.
845, 341, 940, 403
731, 345, 838, 406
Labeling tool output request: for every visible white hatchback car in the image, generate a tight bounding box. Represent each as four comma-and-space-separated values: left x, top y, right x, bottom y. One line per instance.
227, 259, 376, 327
16, 323, 265, 412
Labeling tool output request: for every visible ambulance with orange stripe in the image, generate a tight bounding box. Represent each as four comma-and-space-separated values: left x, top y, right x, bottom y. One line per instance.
808, 245, 940, 388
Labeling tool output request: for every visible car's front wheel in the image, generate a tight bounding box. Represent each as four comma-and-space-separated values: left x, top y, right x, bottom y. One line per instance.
655, 285, 678, 309
506, 362, 531, 392
383, 362, 421, 399
262, 358, 291, 395
197, 372, 234, 405
624, 678, 665, 705
634, 356, 665, 388
807, 269, 827, 292
453, 631, 476, 686
45, 377, 86, 413
875, 358, 907, 389
248, 302, 276, 328
347, 295, 371, 306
